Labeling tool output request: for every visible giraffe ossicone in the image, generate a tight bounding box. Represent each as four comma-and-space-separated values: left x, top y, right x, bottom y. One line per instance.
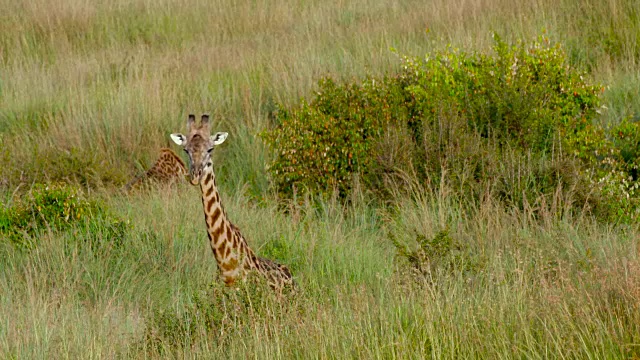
171, 114, 294, 290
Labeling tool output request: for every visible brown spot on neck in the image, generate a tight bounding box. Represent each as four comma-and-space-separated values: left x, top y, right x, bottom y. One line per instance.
211, 225, 224, 245
206, 199, 215, 213
203, 172, 212, 185
210, 207, 221, 225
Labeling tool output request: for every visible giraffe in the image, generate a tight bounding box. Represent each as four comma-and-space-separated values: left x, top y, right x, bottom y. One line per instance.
170, 114, 294, 290
124, 148, 188, 191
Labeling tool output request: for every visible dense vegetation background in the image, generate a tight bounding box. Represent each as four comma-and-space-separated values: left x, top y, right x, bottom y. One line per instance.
1, 0, 639, 358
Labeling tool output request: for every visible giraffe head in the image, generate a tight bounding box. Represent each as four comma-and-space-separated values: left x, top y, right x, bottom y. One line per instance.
170, 114, 228, 186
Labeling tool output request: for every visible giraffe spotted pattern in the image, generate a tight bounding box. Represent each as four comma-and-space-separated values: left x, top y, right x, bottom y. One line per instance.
124, 148, 187, 191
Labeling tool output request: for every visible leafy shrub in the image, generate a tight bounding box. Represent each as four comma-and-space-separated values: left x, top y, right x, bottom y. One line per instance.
1, 184, 91, 248
264, 34, 640, 222
262, 77, 406, 198
610, 117, 640, 180
403, 35, 602, 155
263, 35, 603, 201
0, 183, 126, 249
586, 117, 640, 222
26, 184, 93, 226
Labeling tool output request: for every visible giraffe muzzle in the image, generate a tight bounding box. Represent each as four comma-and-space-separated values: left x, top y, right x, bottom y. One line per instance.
190, 169, 202, 185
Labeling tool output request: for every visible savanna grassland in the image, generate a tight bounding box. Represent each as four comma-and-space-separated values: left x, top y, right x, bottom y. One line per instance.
1, 0, 640, 358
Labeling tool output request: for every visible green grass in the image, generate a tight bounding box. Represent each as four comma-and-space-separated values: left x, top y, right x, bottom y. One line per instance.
1, 0, 640, 358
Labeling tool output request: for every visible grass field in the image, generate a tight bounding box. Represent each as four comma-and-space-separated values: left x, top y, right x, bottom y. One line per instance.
1, 0, 640, 358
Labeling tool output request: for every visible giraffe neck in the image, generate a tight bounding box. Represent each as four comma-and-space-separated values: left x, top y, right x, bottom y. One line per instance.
200, 166, 229, 255
198, 165, 294, 289
199, 165, 255, 285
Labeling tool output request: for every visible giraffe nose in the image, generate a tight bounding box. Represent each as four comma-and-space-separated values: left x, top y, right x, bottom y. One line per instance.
189, 169, 202, 185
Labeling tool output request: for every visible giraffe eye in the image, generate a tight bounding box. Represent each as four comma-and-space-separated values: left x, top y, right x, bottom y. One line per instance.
183, 149, 188, 154
207, 147, 214, 153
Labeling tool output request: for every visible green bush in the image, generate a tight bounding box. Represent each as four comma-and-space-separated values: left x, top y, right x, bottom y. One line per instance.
262, 77, 405, 198
610, 118, 640, 179
26, 184, 93, 226
263, 35, 603, 199
403, 35, 602, 154
263, 35, 640, 222
587, 117, 640, 222
0, 183, 125, 249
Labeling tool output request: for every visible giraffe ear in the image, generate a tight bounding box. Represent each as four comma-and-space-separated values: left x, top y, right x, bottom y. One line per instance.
170, 133, 186, 146
211, 132, 228, 146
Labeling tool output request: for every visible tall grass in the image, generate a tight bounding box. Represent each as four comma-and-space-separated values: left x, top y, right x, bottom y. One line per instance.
1, 184, 638, 358
1, 0, 640, 358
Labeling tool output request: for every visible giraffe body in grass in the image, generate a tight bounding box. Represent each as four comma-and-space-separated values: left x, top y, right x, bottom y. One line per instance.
124, 148, 187, 191
171, 114, 294, 290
